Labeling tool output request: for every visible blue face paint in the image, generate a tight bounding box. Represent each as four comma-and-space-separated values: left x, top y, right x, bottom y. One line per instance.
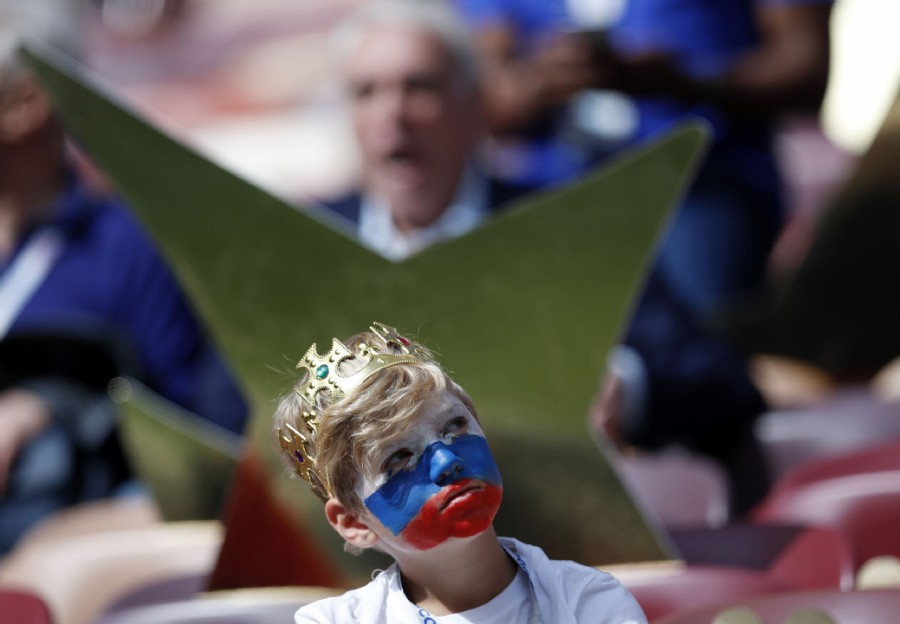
364, 434, 502, 535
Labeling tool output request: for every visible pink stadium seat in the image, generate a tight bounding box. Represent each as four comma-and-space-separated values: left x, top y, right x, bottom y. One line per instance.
611, 565, 781, 622
98, 598, 305, 624
612, 524, 852, 620
755, 390, 900, 479
98, 587, 342, 624
0, 588, 53, 624
670, 523, 854, 590
614, 451, 730, 530
654, 587, 900, 624
753, 441, 900, 567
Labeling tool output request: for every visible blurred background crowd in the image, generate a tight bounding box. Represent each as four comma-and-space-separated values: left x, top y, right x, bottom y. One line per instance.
4, 0, 900, 622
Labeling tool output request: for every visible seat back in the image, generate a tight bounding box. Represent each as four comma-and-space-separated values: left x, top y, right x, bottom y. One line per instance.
0, 588, 53, 624
654, 588, 900, 624
753, 442, 900, 567
756, 392, 900, 478
612, 522, 854, 620
615, 451, 730, 531
608, 563, 781, 622
670, 523, 854, 589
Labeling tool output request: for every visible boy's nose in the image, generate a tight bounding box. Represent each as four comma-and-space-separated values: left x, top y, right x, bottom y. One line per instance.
429, 444, 463, 485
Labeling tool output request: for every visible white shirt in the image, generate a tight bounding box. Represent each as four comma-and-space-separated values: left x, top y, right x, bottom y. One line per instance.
358, 166, 489, 262
294, 537, 647, 624
431, 567, 535, 624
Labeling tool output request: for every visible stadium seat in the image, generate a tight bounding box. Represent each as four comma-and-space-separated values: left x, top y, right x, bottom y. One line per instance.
755, 389, 900, 479
753, 441, 900, 568
97, 587, 342, 624
614, 450, 730, 531
670, 523, 854, 589
0, 520, 222, 624
654, 587, 900, 624
611, 523, 852, 620
0, 588, 53, 623
609, 564, 779, 621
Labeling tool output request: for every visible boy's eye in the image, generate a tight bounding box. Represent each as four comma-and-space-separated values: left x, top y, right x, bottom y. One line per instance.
383, 449, 414, 477
441, 415, 469, 438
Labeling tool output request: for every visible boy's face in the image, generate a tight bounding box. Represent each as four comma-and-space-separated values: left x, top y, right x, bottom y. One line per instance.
358, 390, 502, 551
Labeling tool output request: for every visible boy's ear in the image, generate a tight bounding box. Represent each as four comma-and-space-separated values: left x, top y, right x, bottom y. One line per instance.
325, 498, 379, 550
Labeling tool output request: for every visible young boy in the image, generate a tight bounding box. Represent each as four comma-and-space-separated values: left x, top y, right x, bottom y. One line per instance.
274, 322, 647, 623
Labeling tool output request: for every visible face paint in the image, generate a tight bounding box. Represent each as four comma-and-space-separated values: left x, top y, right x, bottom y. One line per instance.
364, 433, 502, 550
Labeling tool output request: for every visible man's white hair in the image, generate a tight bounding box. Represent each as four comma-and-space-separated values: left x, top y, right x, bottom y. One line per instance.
330, 0, 481, 92
0, 0, 83, 74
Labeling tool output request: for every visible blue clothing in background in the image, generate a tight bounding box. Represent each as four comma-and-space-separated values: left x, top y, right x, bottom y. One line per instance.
456, 0, 832, 314
455, 0, 833, 512
0, 172, 247, 553
454, 0, 825, 198
4, 173, 247, 433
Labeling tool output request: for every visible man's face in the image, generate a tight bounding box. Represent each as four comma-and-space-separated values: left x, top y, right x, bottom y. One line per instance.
345, 24, 479, 227
357, 390, 503, 552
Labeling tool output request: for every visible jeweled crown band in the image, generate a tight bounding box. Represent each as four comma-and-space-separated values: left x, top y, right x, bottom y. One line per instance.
277, 322, 432, 501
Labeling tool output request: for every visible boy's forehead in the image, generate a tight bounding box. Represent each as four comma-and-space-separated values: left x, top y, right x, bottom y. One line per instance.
364, 391, 474, 455
403, 391, 471, 431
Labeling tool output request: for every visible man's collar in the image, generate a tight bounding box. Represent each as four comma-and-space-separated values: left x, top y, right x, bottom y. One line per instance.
358, 164, 489, 262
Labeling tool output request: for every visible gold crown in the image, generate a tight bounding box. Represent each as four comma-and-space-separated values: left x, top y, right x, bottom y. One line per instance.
277, 322, 431, 501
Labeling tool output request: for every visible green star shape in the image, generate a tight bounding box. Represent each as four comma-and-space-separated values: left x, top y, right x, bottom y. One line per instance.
26, 46, 707, 580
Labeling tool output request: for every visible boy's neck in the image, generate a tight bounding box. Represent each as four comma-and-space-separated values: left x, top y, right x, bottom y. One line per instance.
396, 529, 518, 616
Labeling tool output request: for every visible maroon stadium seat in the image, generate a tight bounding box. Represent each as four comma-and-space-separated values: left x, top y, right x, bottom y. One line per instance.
753, 441, 900, 568
654, 587, 900, 624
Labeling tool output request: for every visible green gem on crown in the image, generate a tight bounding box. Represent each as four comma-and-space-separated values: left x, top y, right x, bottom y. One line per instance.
315, 364, 329, 379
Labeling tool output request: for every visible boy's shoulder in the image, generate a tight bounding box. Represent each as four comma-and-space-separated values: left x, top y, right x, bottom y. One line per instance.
501, 538, 648, 624
294, 564, 399, 624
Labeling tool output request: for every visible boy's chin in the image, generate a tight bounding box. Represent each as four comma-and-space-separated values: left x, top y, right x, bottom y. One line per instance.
406, 522, 495, 552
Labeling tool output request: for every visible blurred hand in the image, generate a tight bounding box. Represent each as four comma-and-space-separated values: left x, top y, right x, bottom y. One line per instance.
533, 33, 597, 107
589, 371, 626, 451
0, 389, 51, 495
613, 52, 695, 99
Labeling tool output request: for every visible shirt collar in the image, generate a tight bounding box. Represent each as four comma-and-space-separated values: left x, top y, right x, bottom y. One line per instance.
358, 164, 489, 262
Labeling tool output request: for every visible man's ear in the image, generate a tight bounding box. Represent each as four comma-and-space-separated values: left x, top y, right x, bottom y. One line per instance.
325, 498, 380, 550
0, 73, 53, 143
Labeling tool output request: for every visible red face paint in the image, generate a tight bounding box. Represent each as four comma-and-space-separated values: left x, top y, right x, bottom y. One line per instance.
399, 480, 503, 550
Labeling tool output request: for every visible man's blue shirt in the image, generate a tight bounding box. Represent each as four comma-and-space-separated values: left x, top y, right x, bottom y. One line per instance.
3, 172, 247, 434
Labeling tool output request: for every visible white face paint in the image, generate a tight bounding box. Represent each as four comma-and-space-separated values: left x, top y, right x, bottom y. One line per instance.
357, 391, 486, 499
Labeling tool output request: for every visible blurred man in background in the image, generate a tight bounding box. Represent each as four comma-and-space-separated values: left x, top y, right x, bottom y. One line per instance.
322, 0, 528, 261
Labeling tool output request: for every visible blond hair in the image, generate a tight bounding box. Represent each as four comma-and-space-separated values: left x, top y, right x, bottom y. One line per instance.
273, 329, 476, 515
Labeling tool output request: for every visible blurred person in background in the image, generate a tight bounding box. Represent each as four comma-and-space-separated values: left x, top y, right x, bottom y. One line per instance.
454, 0, 833, 515
321, 0, 529, 262
0, 1, 247, 554
455, 0, 834, 319
321, 0, 782, 515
